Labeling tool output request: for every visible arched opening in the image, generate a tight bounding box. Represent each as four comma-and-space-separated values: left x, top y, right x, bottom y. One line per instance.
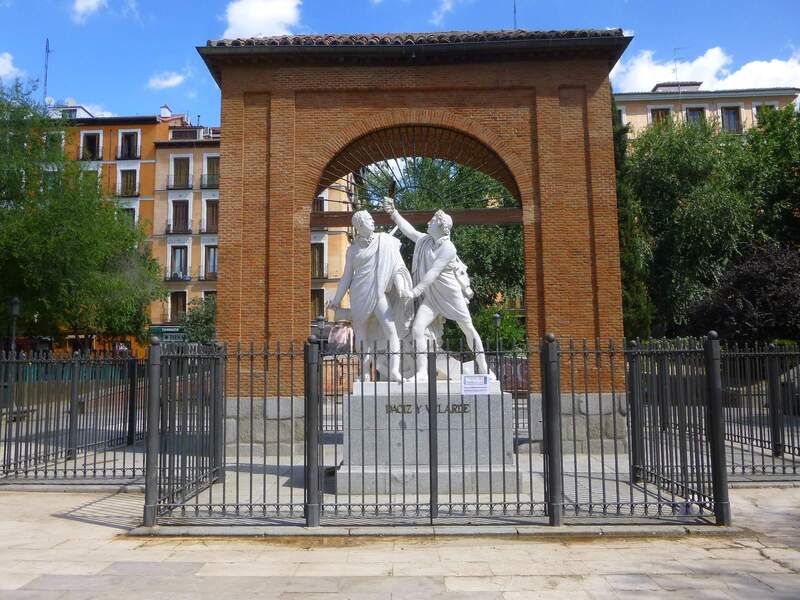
310, 124, 525, 351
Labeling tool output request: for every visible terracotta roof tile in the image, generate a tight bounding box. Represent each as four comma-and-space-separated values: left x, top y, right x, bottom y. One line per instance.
207, 29, 626, 48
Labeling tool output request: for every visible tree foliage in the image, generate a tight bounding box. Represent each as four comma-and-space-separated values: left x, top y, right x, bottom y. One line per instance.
688, 244, 800, 342
0, 82, 164, 345
625, 117, 754, 336
182, 296, 217, 344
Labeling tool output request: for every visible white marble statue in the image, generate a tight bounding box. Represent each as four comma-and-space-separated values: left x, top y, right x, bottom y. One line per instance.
383, 197, 490, 381
327, 210, 413, 382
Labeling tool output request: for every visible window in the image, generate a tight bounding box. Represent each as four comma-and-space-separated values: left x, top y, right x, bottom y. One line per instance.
171, 129, 199, 140
650, 108, 671, 124
203, 290, 217, 302
171, 200, 189, 233
313, 196, 325, 212
204, 245, 218, 279
119, 169, 137, 196
171, 157, 191, 189
311, 289, 325, 320
204, 199, 219, 232
311, 243, 325, 278
755, 104, 777, 124
721, 107, 742, 133
119, 132, 139, 159
685, 107, 705, 124
170, 246, 188, 278
203, 156, 219, 188
81, 133, 101, 160
61, 108, 77, 120
170, 292, 187, 322
121, 208, 136, 226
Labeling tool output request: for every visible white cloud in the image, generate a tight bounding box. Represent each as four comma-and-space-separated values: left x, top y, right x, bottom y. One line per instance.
0, 51, 23, 81
72, 0, 107, 23
430, 0, 455, 25
63, 97, 115, 117
147, 71, 186, 90
223, 0, 301, 39
612, 47, 800, 93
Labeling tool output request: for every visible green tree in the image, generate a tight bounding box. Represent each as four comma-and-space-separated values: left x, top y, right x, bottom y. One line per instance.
612, 98, 653, 339
182, 296, 217, 344
626, 117, 754, 335
0, 82, 164, 345
741, 106, 800, 245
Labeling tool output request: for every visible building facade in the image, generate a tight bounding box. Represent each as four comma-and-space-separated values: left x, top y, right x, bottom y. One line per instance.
150, 126, 221, 339
614, 82, 800, 135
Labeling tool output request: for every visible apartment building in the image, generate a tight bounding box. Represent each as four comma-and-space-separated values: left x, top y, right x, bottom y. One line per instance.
614, 82, 799, 136
150, 126, 221, 338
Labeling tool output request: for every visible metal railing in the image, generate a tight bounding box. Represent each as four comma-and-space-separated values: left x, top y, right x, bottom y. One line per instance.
201, 174, 219, 189
199, 219, 218, 234
80, 148, 102, 161
165, 219, 192, 234
199, 269, 217, 281
1, 352, 147, 482
116, 146, 141, 160
167, 175, 193, 190
116, 183, 140, 197
311, 262, 328, 279
164, 269, 192, 282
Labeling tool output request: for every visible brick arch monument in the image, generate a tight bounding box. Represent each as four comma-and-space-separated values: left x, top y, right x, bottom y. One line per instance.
198, 29, 631, 346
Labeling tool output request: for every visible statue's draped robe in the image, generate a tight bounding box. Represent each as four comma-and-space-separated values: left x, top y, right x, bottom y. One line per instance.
346, 232, 413, 347
411, 234, 472, 323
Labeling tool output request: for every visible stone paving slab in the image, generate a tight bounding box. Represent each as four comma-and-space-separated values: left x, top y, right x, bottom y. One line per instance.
0, 487, 799, 599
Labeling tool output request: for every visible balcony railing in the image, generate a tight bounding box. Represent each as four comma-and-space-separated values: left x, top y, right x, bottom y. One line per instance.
164, 269, 192, 282
199, 269, 218, 281
200, 218, 218, 233
116, 183, 140, 197
311, 263, 328, 279
201, 174, 219, 189
165, 219, 192, 234
116, 146, 141, 160
161, 310, 186, 324
80, 148, 102, 161
167, 174, 193, 190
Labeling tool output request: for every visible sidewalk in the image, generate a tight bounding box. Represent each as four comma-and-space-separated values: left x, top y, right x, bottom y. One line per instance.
0, 487, 798, 599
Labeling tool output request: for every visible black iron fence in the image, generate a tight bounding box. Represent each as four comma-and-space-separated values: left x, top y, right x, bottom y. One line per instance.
1, 352, 146, 481
5, 334, 799, 529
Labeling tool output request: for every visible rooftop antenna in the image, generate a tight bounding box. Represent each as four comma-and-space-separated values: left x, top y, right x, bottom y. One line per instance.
43, 38, 53, 105
673, 47, 687, 116
513, 0, 517, 29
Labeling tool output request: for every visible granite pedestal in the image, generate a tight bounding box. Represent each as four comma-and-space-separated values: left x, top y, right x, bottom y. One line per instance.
335, 380, 517, 494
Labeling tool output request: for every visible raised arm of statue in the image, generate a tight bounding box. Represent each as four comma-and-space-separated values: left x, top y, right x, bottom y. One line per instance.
383, 196, 424, 243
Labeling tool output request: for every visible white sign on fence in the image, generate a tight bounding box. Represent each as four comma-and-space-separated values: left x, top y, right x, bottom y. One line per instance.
461, 374, 491, 395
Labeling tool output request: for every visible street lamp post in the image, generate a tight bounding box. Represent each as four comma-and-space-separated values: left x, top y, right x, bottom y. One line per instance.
8, 297, 20, 355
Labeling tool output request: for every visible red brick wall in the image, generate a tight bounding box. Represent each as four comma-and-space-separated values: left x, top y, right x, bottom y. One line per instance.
215, 57, 624, 352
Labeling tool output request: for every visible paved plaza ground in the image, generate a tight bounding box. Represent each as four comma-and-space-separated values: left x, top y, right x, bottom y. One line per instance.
0, 485, 798, 599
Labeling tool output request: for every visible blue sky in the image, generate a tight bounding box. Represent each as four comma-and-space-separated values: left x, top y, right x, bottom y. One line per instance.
1, 0, 799, 126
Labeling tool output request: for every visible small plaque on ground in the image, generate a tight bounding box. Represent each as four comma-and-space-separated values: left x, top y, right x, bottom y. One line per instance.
461, 374, 491, 395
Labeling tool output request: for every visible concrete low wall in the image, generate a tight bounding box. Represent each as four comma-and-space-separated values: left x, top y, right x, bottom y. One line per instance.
224, 396, 304, 458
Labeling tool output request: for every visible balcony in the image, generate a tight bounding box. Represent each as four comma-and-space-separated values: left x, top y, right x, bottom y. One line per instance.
311, 263, 329, 279
161, 310, 186, 324
116, 183, 140, 197
116, 146, 141, 160
167, 174, 193, 190
164, 269, 192, 282
201, 174, 219, 189
80, 148, 102, 161
165, 219, 192, 235
199, 269, 218, 282
199, 218, 218, 234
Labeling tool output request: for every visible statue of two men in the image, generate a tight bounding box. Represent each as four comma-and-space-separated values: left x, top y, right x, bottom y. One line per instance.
327, 197, 489, 382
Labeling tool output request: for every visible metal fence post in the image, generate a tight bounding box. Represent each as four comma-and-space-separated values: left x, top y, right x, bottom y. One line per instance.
627, 341, 645, 482
126, 357, 138, 446
304, 336, 321, 527
212, 346, 225, 481
143, 337, 162, 528
428, 348, 439, 522
704, 331, 731, 526
766, 344, 784, 457
542, 333, 563, 526
67, 352, 80, 460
